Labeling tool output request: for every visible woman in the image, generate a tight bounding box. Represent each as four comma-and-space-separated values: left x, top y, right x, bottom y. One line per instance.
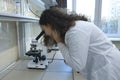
39, 7, 120, 80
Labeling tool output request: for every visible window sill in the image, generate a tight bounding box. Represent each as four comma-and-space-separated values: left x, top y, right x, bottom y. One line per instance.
109, 38, 120, 42
0, 13, 39, 22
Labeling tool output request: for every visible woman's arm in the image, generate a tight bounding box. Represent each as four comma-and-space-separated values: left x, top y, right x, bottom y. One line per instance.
57, 30, 90, 71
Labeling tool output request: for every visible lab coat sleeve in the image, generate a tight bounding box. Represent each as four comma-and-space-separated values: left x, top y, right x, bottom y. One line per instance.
57, 30, 90, 71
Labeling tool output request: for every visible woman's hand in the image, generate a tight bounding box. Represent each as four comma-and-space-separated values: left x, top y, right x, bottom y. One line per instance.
52, 30, 62, 43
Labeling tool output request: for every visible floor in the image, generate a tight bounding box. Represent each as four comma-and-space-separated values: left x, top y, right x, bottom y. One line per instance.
0, 52, 86, 80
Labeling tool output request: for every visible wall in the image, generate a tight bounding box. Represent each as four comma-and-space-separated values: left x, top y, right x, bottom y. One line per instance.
0, 22, 18, 72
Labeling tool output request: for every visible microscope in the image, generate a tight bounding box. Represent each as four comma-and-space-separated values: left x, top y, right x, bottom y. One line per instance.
25, 31, 48, 69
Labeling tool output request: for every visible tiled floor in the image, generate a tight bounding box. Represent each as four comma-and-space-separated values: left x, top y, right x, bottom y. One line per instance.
0, 60, 73, 80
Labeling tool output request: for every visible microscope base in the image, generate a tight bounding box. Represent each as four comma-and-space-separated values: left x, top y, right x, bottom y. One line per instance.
27, 60, 48, 69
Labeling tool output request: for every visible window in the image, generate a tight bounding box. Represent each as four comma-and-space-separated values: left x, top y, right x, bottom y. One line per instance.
101, 0, 120, 37
67, 0, 95, 21
67, 0, 120, 38
76, 0, 95, 22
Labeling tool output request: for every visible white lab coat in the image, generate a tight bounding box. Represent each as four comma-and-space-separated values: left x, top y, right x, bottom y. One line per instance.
57, 21, 120, 80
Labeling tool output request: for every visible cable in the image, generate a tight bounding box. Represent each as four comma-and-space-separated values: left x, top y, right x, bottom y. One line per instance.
48, 51, 57, 63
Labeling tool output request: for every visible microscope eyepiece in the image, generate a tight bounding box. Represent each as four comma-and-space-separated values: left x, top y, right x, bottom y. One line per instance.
35, 31, 45, 40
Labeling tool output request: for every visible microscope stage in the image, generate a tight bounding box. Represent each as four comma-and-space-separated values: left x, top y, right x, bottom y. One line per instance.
27, 60, 48, 69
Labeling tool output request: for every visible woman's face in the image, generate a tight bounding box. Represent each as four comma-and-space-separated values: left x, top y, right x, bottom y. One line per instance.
41, 24, 53, 37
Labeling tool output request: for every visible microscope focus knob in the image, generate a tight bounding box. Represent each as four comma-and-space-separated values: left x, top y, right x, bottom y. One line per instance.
41, 55, 46, 61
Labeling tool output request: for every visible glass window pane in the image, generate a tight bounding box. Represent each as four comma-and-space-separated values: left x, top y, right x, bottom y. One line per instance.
101, 0, 120, 37
76, 0, 95, 22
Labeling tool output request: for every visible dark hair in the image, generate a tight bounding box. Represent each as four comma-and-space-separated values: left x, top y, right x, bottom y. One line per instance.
39, 7, 88, 46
